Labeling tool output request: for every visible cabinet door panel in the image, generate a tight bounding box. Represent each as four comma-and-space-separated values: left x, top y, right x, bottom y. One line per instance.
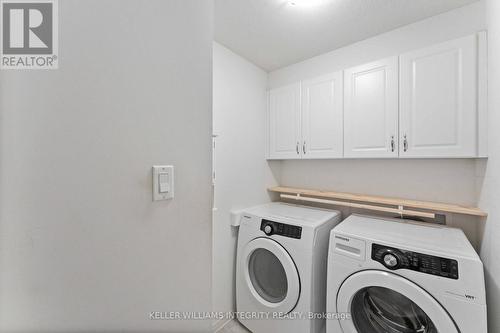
400, 35, 477, 157
344, 57, 399, 158
301, 72, 343, 159
268, 83, 301, 159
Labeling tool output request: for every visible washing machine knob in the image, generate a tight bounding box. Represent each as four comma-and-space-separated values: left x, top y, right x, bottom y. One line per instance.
264, 224, 273, 235
383, 253, 399, 268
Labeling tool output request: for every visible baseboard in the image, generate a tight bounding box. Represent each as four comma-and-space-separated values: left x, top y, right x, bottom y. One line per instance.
213, 318, 232, 332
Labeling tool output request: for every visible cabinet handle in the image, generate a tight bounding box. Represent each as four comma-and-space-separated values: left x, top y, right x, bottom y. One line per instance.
303, 141, 306, 154
403, 134, 408, 152
296, 142, 300, 155
390, 136, 395, 152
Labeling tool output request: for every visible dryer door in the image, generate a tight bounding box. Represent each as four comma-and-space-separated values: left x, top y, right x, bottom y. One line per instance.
242, 237, 300, 314
337, 270, 459, 333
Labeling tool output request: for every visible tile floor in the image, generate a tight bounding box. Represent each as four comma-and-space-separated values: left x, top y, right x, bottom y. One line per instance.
216, 320, 251, 333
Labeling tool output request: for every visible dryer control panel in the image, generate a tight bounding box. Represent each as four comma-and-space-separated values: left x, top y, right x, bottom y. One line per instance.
372, 244, 459, 280
260, 219, 302, 239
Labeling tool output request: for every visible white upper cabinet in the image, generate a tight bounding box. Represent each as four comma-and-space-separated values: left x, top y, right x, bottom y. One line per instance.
268, 83, 301, 159
399, 35, 478, 158
266, 33, 486, 160
344, 57, 399, 158
301, 72, 343, 159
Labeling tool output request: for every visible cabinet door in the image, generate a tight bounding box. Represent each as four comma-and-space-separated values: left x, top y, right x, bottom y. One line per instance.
399, 35, 477, 158
301, 72, 343, 159
268, 83, 301, 159
344, 57, 399, 158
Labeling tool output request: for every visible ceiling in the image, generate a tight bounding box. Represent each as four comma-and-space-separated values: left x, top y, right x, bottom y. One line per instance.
214, 0, 479, 71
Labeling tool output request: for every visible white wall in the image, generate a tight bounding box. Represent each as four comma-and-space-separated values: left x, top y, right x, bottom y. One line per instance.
478, 0, 500, 331
0, 1, 213, 332
268, 2, 486, 248
212, 42, 279, 328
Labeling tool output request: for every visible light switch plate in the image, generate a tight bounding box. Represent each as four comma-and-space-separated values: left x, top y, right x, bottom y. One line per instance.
153, 165, 174, 201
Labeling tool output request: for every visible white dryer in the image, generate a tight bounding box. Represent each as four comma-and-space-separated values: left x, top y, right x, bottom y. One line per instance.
236, 203, 341, 333
326, 214, 487, 333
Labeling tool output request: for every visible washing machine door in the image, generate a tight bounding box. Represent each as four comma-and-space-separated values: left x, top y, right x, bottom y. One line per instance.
337, 270, 459, 333
242, 237, 300, 314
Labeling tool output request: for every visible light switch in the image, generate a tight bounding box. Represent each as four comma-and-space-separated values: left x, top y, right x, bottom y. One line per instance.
158, 173, 170, 193
153, 165, 174, 201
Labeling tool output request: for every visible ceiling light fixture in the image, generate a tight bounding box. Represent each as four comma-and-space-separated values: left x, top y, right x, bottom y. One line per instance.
288, 0, 330, 8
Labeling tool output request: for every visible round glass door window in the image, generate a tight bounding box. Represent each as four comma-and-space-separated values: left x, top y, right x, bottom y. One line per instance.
351, 286, 438, 333
248, 248, 288, 303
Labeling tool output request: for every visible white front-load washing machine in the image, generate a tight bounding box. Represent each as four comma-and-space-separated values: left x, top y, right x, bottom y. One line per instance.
326, 214, 487, 333
236, 202, 341, 333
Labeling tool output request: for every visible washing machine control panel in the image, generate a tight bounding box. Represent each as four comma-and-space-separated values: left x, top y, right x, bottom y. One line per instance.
260, 219, 302, 239
372, 244, 459, 280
